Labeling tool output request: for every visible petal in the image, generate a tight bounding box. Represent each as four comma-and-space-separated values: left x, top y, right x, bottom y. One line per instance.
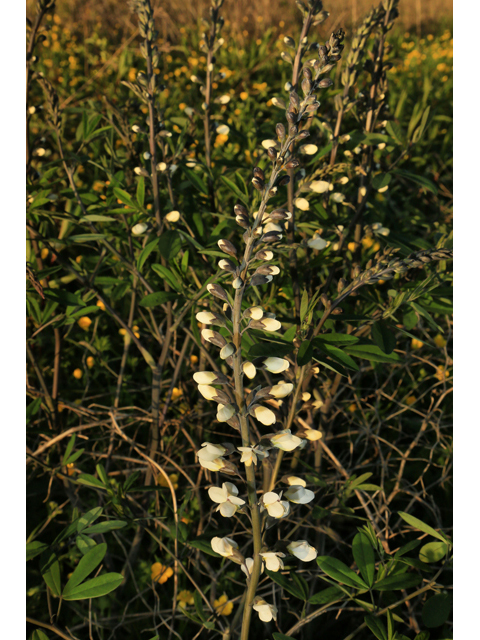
219, 502, 237, 517
208, 486, 227, 503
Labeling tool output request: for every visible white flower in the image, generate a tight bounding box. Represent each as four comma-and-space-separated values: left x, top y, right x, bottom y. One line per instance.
250, 404, 276, 426
217, 403, 235, 422
359, 186, 367, 197
131, 223, 148, 235
260, 551, 285, 572
211, 536, 238, 557
264, 357, 290, 373
196, 311, 216, 324
285, 476, 306, 487
284, 485, 315, 504
166, 210, 180, 222
253, 599, 278, 622
237, 446, 269, 467
310, 180, 330, 193
197, 385, 219, 401
243, 361, 257, 379
208, 482, 245, 517
378, 185, 389, 193
287, 540, 318, 562
219, 95, 231, 104
259, 318, 282, 332
261, 492, 290, 518
233, 277, 243, 289
269, 383, 294, 398
300, 144, 318, 155
143, 151, 151, 160
241, 557, 255, 576
270, 429, 303, 452
294, 197, 310, 211
197, 442, 227, 471
245, 306, 264, 320
156, 162, 167, 171
217, 124, 230, 135
304, 428, 322, 441
264, 222, 283, 234
193, 371, 218, 384
302, 392, 311, 402
330, 193, 345, 203
338, 176, 349, 184
372, 222, 390, 236
308, 233, 328, 251
134, 167, 148, 176
262, 139, 278, 149
220, 343, 235, 359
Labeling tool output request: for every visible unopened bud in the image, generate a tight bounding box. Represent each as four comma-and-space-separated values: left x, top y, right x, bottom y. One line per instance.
218, 239, 237, 256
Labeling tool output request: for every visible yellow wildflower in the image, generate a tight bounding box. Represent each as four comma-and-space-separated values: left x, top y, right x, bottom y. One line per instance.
240, 91, 248, 101
434, 334, 447, 348
78, 317, 92, 330
348, 403, 356, 413
86, 356, 95, 369
362, 236, 374, 249
177, 590, 194, 608
214, 594, 233, 616
158, 473, 179, 490
405, 395, 416, 406
190, 354, 199, 365
151, 562, 173, 584
73, 368, 83, 380
434, 365, 450, 382
41, 248, 49, 260
214, 133, 229, 147
411, 338, 423, 350
171, 387, 183, 400
96, 300, 106, 311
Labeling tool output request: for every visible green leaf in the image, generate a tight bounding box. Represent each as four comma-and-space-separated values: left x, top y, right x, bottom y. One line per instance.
308, 585, 344, 605
113, 187, 139, 209
183, 167, 208, 195
365, 614, 387, 640
61, 435, 76, 466
297, 340, 314, 366
139, 291, 180, 307
418, 541, 449, 564
247, 341, 293, 359
136, 177, 145, 207
316, 556, 368, 590
40, 550, 62, 596
290, 572, 309, 600
372, 173, 392, 190
80, 214, 117, 222
62, 572, 123, 600
77, 507, 103, 533
316, 342, 359, 371
266, 569, 306, 600
312, 356, 348, 377
189, 539, 220, 557
422, 594, 451, 628
137, 238, 159, 272
393, 169, 438, 195
158, 231, 182, 261
343, 343, 401, 364
194, 589, 207, 621
26, 541, 49, 561
63, 543, 107, 594
43, 289, 85, 307
352, 532, 375, 587
300, 290, 309, 323
31, 631, 50, 640
84, 520, 128, 535
398, 512, 450, 545
315, 333, 359, 345
385, 121, 405, 146
151, 264, 182, 291
373, 573, 421, 591
273, 634, 296, 640
220, 175, 250, 204
76, 534, 97, 555
371, 322, 396, 354
76, 473, 107, 489
403, 308, 418, 330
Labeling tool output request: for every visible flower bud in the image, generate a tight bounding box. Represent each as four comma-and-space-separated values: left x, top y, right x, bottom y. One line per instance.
261, 231, 282, 244
218, 238, 238, 256
131, 222, 149, 235
220, 343, 235, 359
134, 167, 149, 177
276, 123, 286, 141
249, 404, 276, 426
250, 274, 273, 287
207, 283, 229, 302
218, 258, 236, 272
165, 210, 180, 222
201, 329, 227, 348
232, 277, 243, 289
263, 357, 290, 373
196, 311, 226, 326
193, 371, 229, 385
244, 306, 264, 320
255, 249, 274, 261
243, 362, 257, 379
269, 208, 292, 221
217, 403, 236, 422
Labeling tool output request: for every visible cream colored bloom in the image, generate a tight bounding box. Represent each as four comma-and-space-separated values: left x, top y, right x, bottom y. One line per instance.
264, 357, 290, 373
310, 180, 330, 193
166, 210, 180, 222
269, 383, 294, 398
304, 428, 322, 441
287, 540, 318, 562
285, 476, 306, 487
220, 343, 235, 359
308, 233, 328, 251
217, 403, 235, 422
330, 192, 345, 203
245, 306, 264, 320
197, 442, 226, 471
270, 429, 303, 451
132, 222, 148, 235
300, 144, 318, 155
260, 551, 285, 572
193, 371, 218, 385
372, 222, 390, 236
208, 482, 245, 517
294, 197, 310, 211
196, 311, 216, 324
211, 536, 238, 557
237, 446, 269, 467
261, 491, 290, 518
243, 361, 257, 379
284, 485, 315, 504
259, 317, 282, 332
197, 385, 219, 401
262, 139, 278, 149
217, 124, 230, 135
253, 599, 277, 622
250, 404, 276, 426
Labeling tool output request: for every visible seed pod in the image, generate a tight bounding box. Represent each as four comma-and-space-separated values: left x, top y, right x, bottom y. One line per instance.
301, 78, 312, 95
234, 204, 248, 217
289, 125, 298, 136
267, 146, 277, 160
261, 231, 282, 243
286, 111, 297, 125
255, 249, 274, 261
218, 238, 238, 257
289, 91, 300, 108
320, 294, 330, 307
331, 307, 343, 315
202, 329, 227, 348
285, 157, 300, 170
207, 283, 229, 302
250, 274, 273, 287
303, 66, 312, 81
277, 175, 290, 187
253, 167, 265, 181
252, 177, 264, 191
296, 130, 310, 140
318, 78, 333, 89
337, 278, 346, 293
218, 258, 236, 272
227, 415, 241, 430
269, 209, 292, 221
276, 123, 286, 141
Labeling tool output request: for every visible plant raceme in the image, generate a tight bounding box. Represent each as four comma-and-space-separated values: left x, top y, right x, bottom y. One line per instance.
191, 20, 346, 637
